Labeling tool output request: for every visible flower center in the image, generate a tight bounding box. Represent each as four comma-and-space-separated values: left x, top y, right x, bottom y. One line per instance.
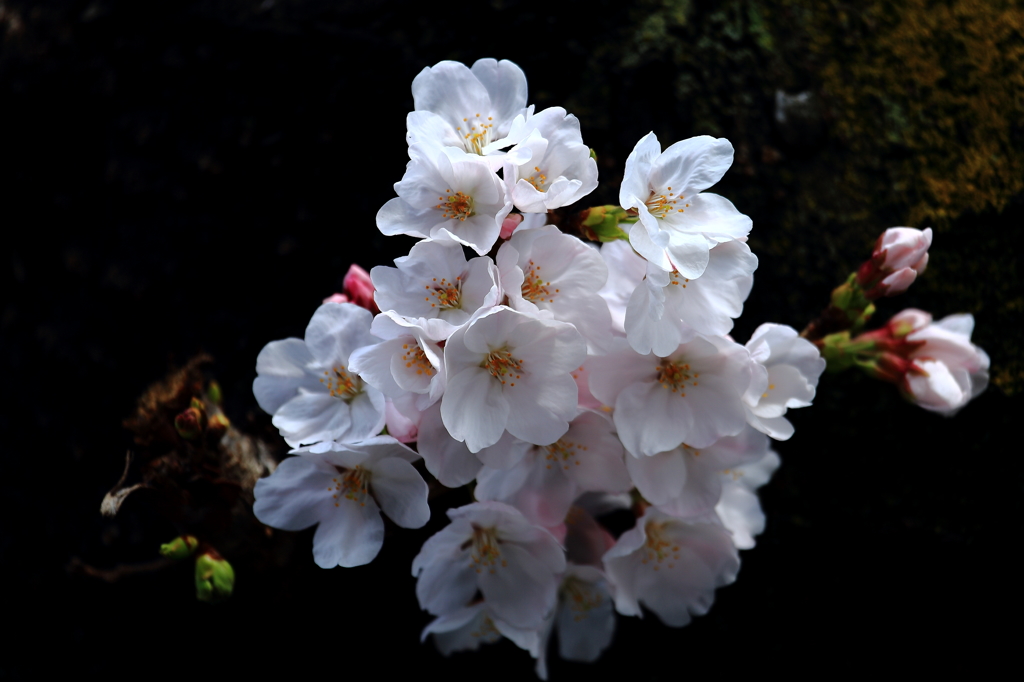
470, 615, 501, 641
656, 358, 699, 395
320, 365, 362, 402
669, 270, 690, 288
560, 576, 603, 621
645, 186, 690, 219
526, 165, 548, 191
641, 521, 681, 570
481, 347, 523, 387
328, 466, 371, 507
543, 437, 587, 471
401, 343, 435, 377
521, 259, 558, 304
424, 274, 463, 310
455, 113, 495, 155
436, 189, 475, 221
467, 524, 506, 574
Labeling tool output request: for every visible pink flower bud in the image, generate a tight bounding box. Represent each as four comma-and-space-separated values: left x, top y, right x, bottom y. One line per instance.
856, 227, 933, 297
341, 264, 378, 314
875, 227, 932, 272
322, 293, 349, 304
499, 213, 524, 240
872, 267, 917, 297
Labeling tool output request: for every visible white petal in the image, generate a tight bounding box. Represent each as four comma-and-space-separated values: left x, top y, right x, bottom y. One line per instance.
370, 457, 430, 529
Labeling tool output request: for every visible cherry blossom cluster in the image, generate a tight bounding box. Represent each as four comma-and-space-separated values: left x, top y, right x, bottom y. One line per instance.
247, 58, 984, 676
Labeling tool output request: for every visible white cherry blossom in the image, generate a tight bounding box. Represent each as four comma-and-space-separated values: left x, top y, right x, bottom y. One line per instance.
253, 302, 386, 447
716, 449, 781, 549
620, 132, 751, 278
474, 410, 631, 526
743, 323, 827, 440
626, 426, 770, 519
625, 239, 757, 356
412, 501, 566, 629
503, 106, 598, 213
422, 601, 540, 658
603, 508, 739, 627
348, 311, 448, 412
496, 225, 614, 354
588, 334, 753, 456
535, 564, 616, 680
441, 306, 587, 453
370, 239, 501, 334
377, 148, 512, 255
406, 59, 530, 167
252, 437, 429, 568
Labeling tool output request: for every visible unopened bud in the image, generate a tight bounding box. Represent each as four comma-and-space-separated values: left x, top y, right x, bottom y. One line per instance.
579, 205, 630, 242
206, 381, 223, 406
195, 552, 235, 603
174, 403, 206, 440
499, 213, 524, 240
206, 413, 230, 442
856, 227, 932, 297
341, 264, 378, 314
160, 535, 199, 560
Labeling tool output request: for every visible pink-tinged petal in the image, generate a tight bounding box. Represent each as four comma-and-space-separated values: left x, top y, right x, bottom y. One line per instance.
614, 380, 694, 457
479, 542, 558, 629
311, 497, 384, 568
416, 403, 483, 487
441, 368, 510, 452
476, 433, 530, 470
586, 345, 656, 407
716, 484, 764, 550
503, 375, 576, 446
370, 457, 430, 529
562, 412, 631, 493
626, 449, 688, 507
252, 456, 331, 531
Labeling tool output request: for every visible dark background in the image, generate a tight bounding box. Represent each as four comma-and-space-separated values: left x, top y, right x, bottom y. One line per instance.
2, 0, 1021, 677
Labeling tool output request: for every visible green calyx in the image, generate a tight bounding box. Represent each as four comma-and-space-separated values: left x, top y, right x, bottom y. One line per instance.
160, 535, 199, 560
579, 205, 632, 243
195, 552, 235, 603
